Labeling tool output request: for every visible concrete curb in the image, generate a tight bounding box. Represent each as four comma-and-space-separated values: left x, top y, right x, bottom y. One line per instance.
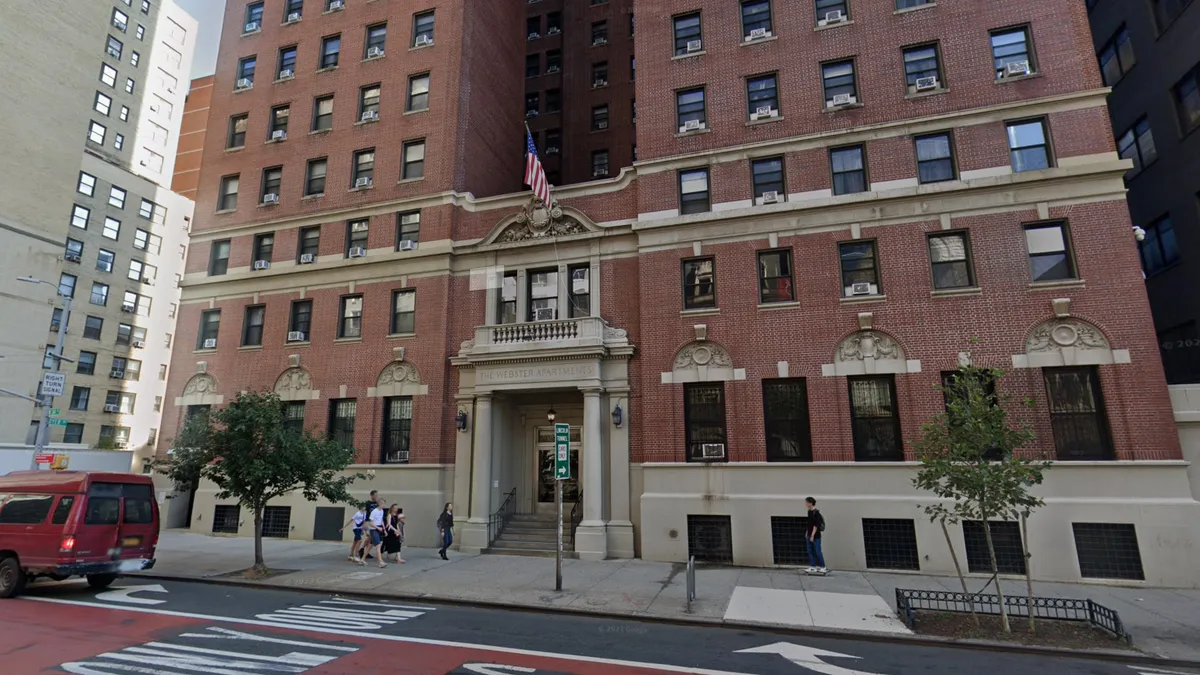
126, 571, 1200, 670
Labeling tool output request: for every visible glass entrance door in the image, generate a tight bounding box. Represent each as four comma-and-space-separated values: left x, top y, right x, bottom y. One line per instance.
536, 426, 580, 503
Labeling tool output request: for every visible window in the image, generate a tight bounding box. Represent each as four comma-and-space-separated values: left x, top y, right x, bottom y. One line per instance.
688, 514, 733, 562
568, 265, 590, 318
849, 376, 902, 461
275, 46, 298, 81
402, 140, 425, 179
320, 35, 341, 69
359, 84, 381, 120
526, 92, 540, 116
42, 345, 57, 370
269, 105, 289, 137
71, 205, 90, 229
353, 149, 375, 185
684, 383, 727, 461
1153, 0, 1193, 31
77, 172, 97, 196
546, 89, 562, 113
1139, 215, 1179, 275
862, 518, 920, 570
245, 1, 263, 27
763, 379, 812, 461
197, 310, 220, 349
751, 157, 785, 202
1044, 367, 1113, 460
123, 290, 148, 316
990, 27, 1034, 78
96, 249, 115, 273
218, 175, 239, 211
592, 61, 608, 87
205, 240, 230, 277
678, 168, 710, 215
547, 11, 562, 34
328, 399, 357, 448
237, 56, 256, 85
591, 104, 609, 130
113, 8, 129, 31
242, 306, 265, 346
124, 359, 142, 382
141, 0, 150, 13
252, 233, 274, 264
70, 387, 91, 411
830, 145, 867, 195
526, 54, 539, 78
133, 229, 161, 253
87, 121, 107, 145
676, 87, 705, 129
741, 0, 771, 39
90, 282, 110, 306
1173, 64, 1200, 134
397, 211, 420, 247
682, 257, 715, 309
116, 323, 133, 345
413, 10, 435, 45
59, 273, 77, 299
527, 269, 558, 321
157, 366, 166, 382
108, 186, 127, 209
138, 199, 157, 222
284, 0, 303, 20
107, 36, 123, 60
135, 25, 144, 40
259, 166, 282, 203
313, 95, 334, 130
1024, 222, 1075, 282
365, 23, 387, 57
77, 352, 97, 375
305, 158, 328, 195
546, 129, 562, 154
94, 92, 112, 116
114, 134, 125, 150
101, 64, 118, 88
747, 74, 779, 118
283, 401, 305, 436
299, 227, 320, 259
0, 494, 54, 525
758, 249, 793, 303
378, 397, 414, 464
346, 219, 369, 254
120, 105, 129, 121
63, 424, 84, 445
839, 240, 880, 296
591, 150, 609, 177
822, 59, 857, 105
83, 316, 104, 340
211, 505, 239, 534
896, 0, 932, 7
928, 232, 974, 290
592, 20, 608, 44
903, 43, 942, 92
66, 239, 84, 260
1117, 117, 1157, 176
498, 271, 518, 324
391, 289, 415, 334
1006, 119, 1052, 172
290, 300, 313, 339
915, 133, 955, 183
225, 114, 247, 149
1098, 27, 1135, 86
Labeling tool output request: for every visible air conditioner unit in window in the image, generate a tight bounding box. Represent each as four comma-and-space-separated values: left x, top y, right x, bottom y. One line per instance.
685, 40, 703, 53
141, 277, 154, 286
287, 331, 306, 342
680, 119, 703, 132
914, 76, 939, 91
414, 35, 433, 47
64, 253, 81, 263
286, 12, 301, 22
546, 146, 560, 155
547, 27, 561, 35
760, 190, 779, 204
348, 246, 367, 258
262, 193, 280, 205
110, 369, 125, 379
104, 404, 120, 413
699, 443, 726, 460
132, 340, 145, 349
271, 129, 287, 140
850, 282, 873, 296
546, 65, 561, 74
355, 176, 373, 188
593, 168, 607, 177
1004, 60, 1031, 77
526, 110, 539, 118
593, 37, 608, 46
829, 93, 855, 107
329, 0, 344, 9
299, 253, 316, 264
527, 32, 540, 40
236, 78, 252, 90
367, 46, 385, 58
361, 110, 379, 122
750, 105, 778, 121
50, 322, 61, 332
818, 10, 847, 26
244, 21, 260, 33
279, 68, 294, 79
533, 307, 556, 321
253, 260, 271, 270
202, 338, 217, 349
592, 79, 607, 88
746, 28, 770, 41
596, 120, 609, 129
107, 47, 121, 58
397, 240, 418, 251
121, 304, 136, 313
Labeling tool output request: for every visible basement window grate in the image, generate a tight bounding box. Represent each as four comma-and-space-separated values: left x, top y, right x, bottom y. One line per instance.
1072, 522, 1144, 580
963, 520, 1026, 574
771, 516, 809, 565
211, 505, 239, 534
261, 506, 292, 538
862, 518, 920, 571
687, 514, 733, 563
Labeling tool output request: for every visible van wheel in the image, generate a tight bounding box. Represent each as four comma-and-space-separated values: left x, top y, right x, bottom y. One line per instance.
86, 573, 118, 590
0, 557, 26, 599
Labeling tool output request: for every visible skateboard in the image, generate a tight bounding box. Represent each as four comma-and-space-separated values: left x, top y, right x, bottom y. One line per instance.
804, 568, 828, 576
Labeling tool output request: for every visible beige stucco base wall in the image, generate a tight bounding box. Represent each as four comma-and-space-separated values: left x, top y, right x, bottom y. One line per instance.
638, 462, 1200, 588
1169, 385, 1200, 504
187, 465, 454, 548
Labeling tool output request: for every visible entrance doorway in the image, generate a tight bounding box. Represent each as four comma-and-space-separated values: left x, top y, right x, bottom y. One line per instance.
535, 426, 579, 510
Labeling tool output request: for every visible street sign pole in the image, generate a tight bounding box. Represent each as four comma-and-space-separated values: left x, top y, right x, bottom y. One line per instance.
33, 294, 71, 470
553, 422, 571, 592
555, 474, 563, 591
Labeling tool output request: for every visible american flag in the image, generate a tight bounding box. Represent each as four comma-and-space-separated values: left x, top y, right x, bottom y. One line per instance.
524, 127, 551, 205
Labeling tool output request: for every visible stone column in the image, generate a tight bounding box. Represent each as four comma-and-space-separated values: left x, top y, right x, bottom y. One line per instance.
460, 393, 493, 553
606, 389, 635, 558
575, 388, 608, 560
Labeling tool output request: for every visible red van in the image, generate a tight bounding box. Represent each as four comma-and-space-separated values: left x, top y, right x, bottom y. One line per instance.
0, 471, 159, 598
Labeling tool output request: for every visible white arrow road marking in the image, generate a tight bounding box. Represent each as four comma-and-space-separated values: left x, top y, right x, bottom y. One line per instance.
463, 666, 538, 674
736, 642, 888, 675
95, 584, 170, 605
1129, 667, 1198, 675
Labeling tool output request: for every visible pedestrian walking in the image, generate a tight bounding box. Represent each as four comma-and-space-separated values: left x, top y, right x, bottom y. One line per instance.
436, 502, 454, 561
805, 496, 827, 575
339, 504, 368, 562
363, 491, 380, 560
358, 499, 388, 568
382, 505, 404, 563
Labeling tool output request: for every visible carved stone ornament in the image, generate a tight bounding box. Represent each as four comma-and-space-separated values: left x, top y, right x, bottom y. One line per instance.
673, 342, 733, 370
460, 339, 476, 352
1026, 318, 1110, 353
836, 331, 903, 363
274, 367, 313, 394
604, 325, 628, 341
377, 361, 423, 387
498, 197, 588, 243
182, 373, 217, 396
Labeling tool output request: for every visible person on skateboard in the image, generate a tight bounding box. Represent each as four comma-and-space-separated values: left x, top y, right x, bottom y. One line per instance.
805, 497, 827, 575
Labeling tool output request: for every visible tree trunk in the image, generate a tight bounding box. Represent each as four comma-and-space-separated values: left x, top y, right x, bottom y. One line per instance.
253, 507, 266, 574
982, 517, 1011, 633
1021, 512, 1035, 633
940, 520, 979, 627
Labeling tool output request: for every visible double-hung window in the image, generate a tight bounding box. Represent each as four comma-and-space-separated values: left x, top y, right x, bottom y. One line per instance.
299, 227, 320, 260
353, 149, 375, 186
237, 56, 256, 86
1024, 221, 1075, 282
209, 240, 230, 276
1139, 215, 1180, 275
338, 295, 363, 339
270, 105, 289, 138
328, 400, 356, 448
382, 398, 412, 464
397, 211, 420, 247
277, 46, 297, 78
402, 140, 425, 179
289, 300, 312, 340
830, 145, 867, 195
242, 306, 265, 347
1006, 119, 1051, 172
498, 272, 518, 324
228, 114, 248, 147
1117, 117, 1157, 176
1097, 27, 1135, 86
991, 26, 1034, 78
903, 43, 942, 92
313, 95, 334, 131
915, 133, 955, 183
527, 269, 558, 321
261, 166, 282, 203
678, 168, 710, 214
751, 157, 785, 202
1173, 64, 1200, 134
219, 175, 239, 210
391, 290, 415, 334
758, 249, 793, 303
568, 265, 590, 317
346, 219, 369, 255
928, 232, 974, 290
839, 240, 880, 296
412, 11, 435, 46
305, 158, 327, 195
822, 60, 857, 106
740, 0, 771, 40
1044, 367, 1113, 460
197, 310, 220, 349
682, 257, 715, 309
676, 88, 706, 130
365, 23, 387, 58
673, 13, 701, 55
320, 35, 340, 69
747, 74, 779, 119
361, 84, 381, 119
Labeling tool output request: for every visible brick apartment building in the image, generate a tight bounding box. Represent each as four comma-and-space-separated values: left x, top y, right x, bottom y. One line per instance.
172, 75, 215, 200
163, 0, 1200, 586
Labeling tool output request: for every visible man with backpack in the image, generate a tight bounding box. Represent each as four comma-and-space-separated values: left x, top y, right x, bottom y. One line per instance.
805, 496, 827, 575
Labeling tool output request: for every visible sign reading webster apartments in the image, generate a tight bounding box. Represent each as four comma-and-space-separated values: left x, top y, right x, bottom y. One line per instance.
477, 362, 598, 385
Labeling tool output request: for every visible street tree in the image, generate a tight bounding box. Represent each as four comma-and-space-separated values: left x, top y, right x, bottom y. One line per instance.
913, 356, 1049, 633
154, 392, 361, 574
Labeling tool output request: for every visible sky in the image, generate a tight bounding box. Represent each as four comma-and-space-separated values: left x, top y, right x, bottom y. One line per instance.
176, 0, 226, 79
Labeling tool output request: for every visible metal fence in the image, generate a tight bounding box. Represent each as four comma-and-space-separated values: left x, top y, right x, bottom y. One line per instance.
895, 588, 1131, 642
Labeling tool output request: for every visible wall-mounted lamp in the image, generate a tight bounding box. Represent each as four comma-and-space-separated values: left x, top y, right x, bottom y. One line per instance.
455, 409, 468, 432
611, 403, 623, 428
547, 407, 557, 423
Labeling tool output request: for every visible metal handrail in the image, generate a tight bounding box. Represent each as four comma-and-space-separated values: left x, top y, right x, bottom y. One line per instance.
487, 488, 518, 544
569, 490, 582, 547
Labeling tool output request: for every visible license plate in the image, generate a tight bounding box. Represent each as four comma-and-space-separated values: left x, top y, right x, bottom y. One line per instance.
122, 536, 141, 547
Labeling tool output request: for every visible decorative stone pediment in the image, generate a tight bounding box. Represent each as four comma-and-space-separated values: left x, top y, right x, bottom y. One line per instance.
823, 330, 921, 376
273, 367, 319, 401
369, 360, 429, 397
662, 341, 744, 384
176, 373, 223, 407
481, 197, 599, 246
1014, 317, 1130, 368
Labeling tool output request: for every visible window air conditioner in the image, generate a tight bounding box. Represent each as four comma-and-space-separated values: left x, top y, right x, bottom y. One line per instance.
104, 404, 121, 413
253, 260, 271, 270
361, 110, 379, 122
914, 76, 939, 91
593, 37, 608, 46
271, 129, 287, 140
110, 369, 126, 379
65, 253, 82, 263
760, 190, 779, 204
355, 176, 373, 188
329, 0, 344, 9
287, 331, 306, 342
108, 47, 121, 58
680, 119, 703, 132
244, 21, 260, 33
533, 307, 556, 321
132, 340, 145, 349
236, 78, 252, 90
414, 35, 433, 47
526, 110, 539, 118
121, 304, 136, 313
746, 28, 770, 41
348, 246, 367, 258
141, 277, 154, 286
850, 282, 873, 296
699, 443, 726, 460
299, 253, 316, 264
527, 32, 540, 40
593, 168, 607, 177
750, 105, 778, 121
1004, 60, 1031, 77
597, 120, 609, 129
546, 65, 561, 74
50, 322, 61, 332
546, 146, 560, 155
203, 338, 217, 349
818, 10, 846, 26
286, 12, 301, 22
686, 40, 703, 53
547, 27, 561, 35
397, 240, 418, 251
279, 68, 294, 79
592, 79, 608, 88
367, 46, 385, 58
829, 93, 855, 107
262, 193, 279, 204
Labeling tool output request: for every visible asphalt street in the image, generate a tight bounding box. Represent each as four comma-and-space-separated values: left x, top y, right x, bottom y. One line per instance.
2, 578, 1196, 675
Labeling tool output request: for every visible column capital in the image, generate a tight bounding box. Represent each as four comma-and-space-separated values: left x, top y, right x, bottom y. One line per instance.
475, 392, 493, 402
580, 387, 604, 397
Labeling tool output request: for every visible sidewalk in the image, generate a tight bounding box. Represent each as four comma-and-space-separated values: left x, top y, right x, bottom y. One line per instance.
137, 531, 1200, 662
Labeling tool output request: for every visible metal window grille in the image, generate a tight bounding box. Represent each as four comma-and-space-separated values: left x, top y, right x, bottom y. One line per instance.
687, 514, 732, 563
848, 376, 902, 461
963, 520, 1026, 574
684, 382, 726, 460
329, 399, 356, 448
770, 516, 809, 565
862, 518, 920, 570
283, 401, 305, 436
1072, 523, 1144, 580
382, 397, 412, 464
212, 505, 239, 534
261, 506, 292, 538
1044, 367, 1113, 460
762, 378, 812, 461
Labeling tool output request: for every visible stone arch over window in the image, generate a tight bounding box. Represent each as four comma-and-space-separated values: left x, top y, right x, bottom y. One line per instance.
480, 197, 602, 246
273, 367, 320, 401
822, 330, 921, 376
368, 359, 430, 398
662, 340, 745, 384
1013, 317, 1130, 369
175, 373, 223, 407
